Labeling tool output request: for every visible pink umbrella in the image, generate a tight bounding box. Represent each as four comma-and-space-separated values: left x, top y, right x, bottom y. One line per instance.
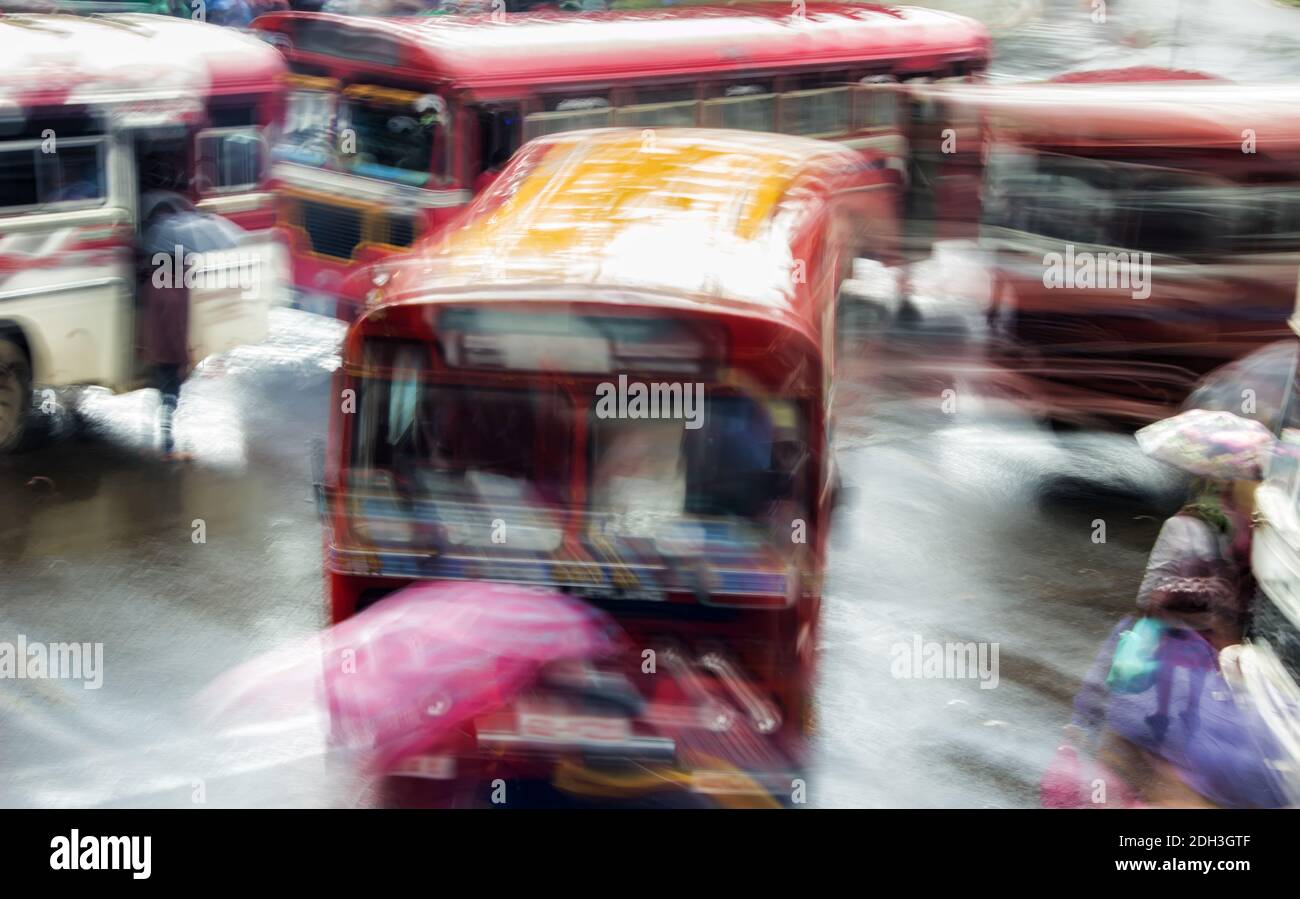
200, 582, 624, 769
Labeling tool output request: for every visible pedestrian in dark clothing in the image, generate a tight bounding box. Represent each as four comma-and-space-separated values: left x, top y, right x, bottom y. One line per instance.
137, 191, 247, 458
138, 219, 189, 456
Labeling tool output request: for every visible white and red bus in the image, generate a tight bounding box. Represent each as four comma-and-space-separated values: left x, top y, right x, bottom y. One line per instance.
253, 4, 990, 318
0, 13, 289, 451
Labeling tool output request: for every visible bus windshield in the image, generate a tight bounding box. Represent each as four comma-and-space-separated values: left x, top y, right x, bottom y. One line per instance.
340, 98, 442, 186
346, 340, 808, 558
277, 89, 337, 167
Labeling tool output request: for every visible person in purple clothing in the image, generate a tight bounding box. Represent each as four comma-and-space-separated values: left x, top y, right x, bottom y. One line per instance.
1043, 410, 1287, 807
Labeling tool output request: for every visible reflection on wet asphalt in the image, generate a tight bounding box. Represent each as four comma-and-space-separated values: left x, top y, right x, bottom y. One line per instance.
1, 309, 1186, 808
815, 321, 1183, 807
0, 310, 366, 808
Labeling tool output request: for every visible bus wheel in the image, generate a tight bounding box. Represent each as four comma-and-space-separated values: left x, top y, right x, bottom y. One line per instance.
0, 334, 32, 453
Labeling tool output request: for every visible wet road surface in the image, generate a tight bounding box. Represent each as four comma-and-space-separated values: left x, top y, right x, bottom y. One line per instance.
0, 309, 1183, 808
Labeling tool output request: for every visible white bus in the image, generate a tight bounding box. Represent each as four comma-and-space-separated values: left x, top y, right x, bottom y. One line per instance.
0, 13, 289, 451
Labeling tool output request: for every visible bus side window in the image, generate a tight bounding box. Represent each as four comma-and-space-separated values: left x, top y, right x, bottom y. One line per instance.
0, 136, 109, 211
778, 71, 852, 138
523, 93, 613, 142
633, 84, 698, 105
793, 70, 850, 91
855, 75, 899, 130
196, 129, 266, 194
474, 103, 522, 188
701, 80, 776, 132
615, 83, 700, 129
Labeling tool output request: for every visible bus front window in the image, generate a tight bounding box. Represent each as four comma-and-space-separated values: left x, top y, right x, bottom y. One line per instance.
349, 343, 570, 550
276, 90, 337, 167
355, 386, 570, 505
347, 341, 807, 568
340, 96, 447, 188
589, 394, 808, 556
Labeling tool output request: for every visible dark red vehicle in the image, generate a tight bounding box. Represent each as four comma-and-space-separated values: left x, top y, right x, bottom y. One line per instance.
926, 70, 1300, 427
316, 127, 898, 803
253, 4, 989, 318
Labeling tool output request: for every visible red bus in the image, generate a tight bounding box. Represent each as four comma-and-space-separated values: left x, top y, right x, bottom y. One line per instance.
319, 127, 896, 802
253, 4, 989, 319
927, 70, 1300, 426
0, 13, 288, 451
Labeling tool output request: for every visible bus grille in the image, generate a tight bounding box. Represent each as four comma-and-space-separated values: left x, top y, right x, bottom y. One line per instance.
382, 213, 417, 248
302, 200, 363, 260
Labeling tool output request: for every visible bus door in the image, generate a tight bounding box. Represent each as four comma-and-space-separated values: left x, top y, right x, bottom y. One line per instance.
132, 121, 274, 367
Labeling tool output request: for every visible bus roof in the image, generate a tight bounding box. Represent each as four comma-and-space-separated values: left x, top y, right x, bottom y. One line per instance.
918, 78, 1300, 151
255, 5, 989, 93
0, 14, 285, 109
372, 128, 875, 337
